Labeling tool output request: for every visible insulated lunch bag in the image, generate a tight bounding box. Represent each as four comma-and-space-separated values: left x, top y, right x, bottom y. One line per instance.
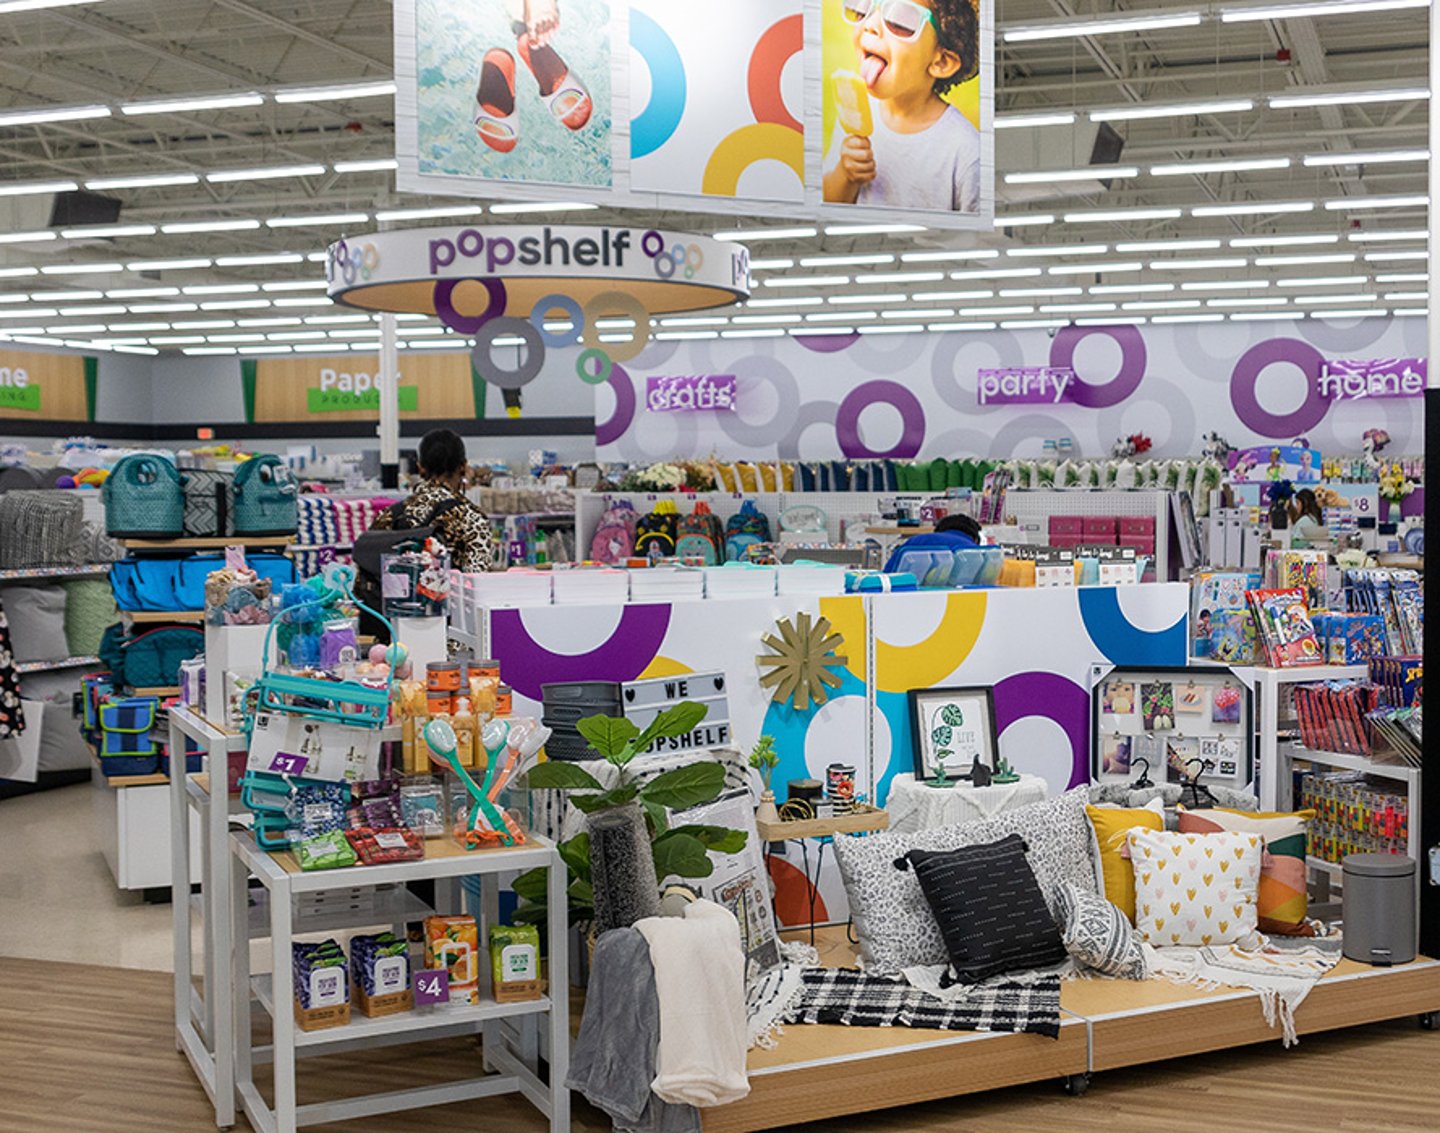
181, 468, 233, 538
674, 501, 725, 565
103, 454, 185, 538
232, 454, 298, 536
122, 626, 204, 689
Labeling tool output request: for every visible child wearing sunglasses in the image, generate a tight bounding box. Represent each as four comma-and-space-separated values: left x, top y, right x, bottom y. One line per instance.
824, 0, 981, 212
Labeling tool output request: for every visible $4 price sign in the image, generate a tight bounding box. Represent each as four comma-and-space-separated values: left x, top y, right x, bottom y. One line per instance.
414, 969, 450, 1006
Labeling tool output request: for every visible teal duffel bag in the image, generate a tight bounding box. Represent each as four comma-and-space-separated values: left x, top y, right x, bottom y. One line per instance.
103, 454, 184, 538
232, 455, 298, 536
122, 625, 204, 688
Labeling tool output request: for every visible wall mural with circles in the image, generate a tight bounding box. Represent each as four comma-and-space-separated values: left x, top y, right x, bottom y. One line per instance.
594, 317, 1426, 462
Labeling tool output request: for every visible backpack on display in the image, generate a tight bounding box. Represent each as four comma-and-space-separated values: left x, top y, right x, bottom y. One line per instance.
724, 500, 772, 562
589, 499, 640, 563
181, 468, 233, 538
121, 625, 204, 689
634, 501, 679, 559
232, 454, 298, 535
674, 501, 725, 565
103, 454, 185, 539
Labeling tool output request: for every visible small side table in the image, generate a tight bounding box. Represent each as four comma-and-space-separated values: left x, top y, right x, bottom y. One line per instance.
885, 773, 1049, 834
759, 807, 889, 943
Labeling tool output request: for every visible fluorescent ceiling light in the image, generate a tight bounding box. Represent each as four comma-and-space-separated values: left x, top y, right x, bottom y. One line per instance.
1040, 302, 1118, 313
160, 219, 261, 234
1124, 300, 1202, 311
714, 227, 816, 242
901, 250, 999, 262
1364, 250, 1429, 261
1065, 207, 1183, 223
126, 258, 212, 270
1311, 309, 1389, 319
58, 305, 123, 316
1268, 85, 1428, 109
914, 290, 995, 301
858, 325, 924, 335
1294, 293, 1378, 305
1181, 279, 1271, 291
994, 214, 1055, 227
1004, 11, 1202, 42
1229, 312, 1293, 322
274, 81, 397, 103
183, 284, 259, 295
963, 306, 1035, 317
1149, 257, 1248, 270
333, 158, 399, 174
824, 223, 926, 236
807, 311, 877, 321
0, 1, 110, 12
1324, 195, 1428, 210
373, 205, 484, 221
745, 296, 819, 306
1152, 314, 1224, 324
748, 259, 793, 270
1304, 149, 1428, 167
994, 112, 1077, 129
1191, 201, 1315, 217
205, 164, 325, 184
128, 302, 198, 312
828, 293, 907, 304
1221, 0, 1428, 22
659, 316, 727, 327
764, 275, 848, 288
1348, 229, 1427, 241
0, 179, 77, 196
1007, 244, 1108, 258
1392, 308, 1427, 316
927, 321, 998, 332
0, 229, 53, 244
1208, 297, 1287, 307
1150, 157, 1290, 176
721, 328, 784, 339
1255, 253, 1356, 266
40, 262, 122, 275
1000, 286, 1083, 298
1000, 319, 1068, 330
44, 290, 101, 300
122, 93, 264, 115
1383, 291, 1429, 300
1048, 262, 1143, 275
855, 271, 945, 284
215, 253, 305, 267
950, 267, 1043, 281
1277, 275, 1369, 286
1004, 167, 1138, 185
266, 212, 370, 228
1116, 239, 1220, 252
85, 172, 199, 190
880, 309, 953, 320
1376, 272, 1429, 282
488, 201, 597, 214
1090, 99, 1253, 123
1091, 283, 1174, 294
0, 103, 110, 128
60, 223, 156, 238
798, 254, 893, 267
1230, 234, 1339, 248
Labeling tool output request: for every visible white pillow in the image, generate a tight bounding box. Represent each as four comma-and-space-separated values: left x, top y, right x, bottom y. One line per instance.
1128, 828, 1263, 948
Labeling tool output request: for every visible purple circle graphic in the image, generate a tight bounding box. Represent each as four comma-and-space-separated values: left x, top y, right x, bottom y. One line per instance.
992, 671, 1091, 790
595, 364, 636, 447
835, 380, 925, 459
1049, 325, 1146, 408
490, 604, 672, 702
1229, 337, 1329, 438
796, 332, 860, 353
434, 277, 507, 334
641, 230, 665, 258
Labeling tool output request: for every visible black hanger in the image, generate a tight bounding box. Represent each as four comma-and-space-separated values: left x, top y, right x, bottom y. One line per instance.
1182, 757, 1218, 810
1130, 757, 1153, 789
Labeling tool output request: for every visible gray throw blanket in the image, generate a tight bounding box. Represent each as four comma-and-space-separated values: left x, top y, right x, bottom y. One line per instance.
567, 928, 701, 1133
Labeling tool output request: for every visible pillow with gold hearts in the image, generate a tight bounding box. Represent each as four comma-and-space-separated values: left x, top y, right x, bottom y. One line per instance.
1127, 828, 1263, 948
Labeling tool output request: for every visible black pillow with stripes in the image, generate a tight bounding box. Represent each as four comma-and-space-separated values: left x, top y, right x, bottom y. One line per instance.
902, 834, 1067, 985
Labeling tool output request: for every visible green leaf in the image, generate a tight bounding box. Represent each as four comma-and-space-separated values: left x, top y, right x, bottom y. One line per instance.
570, 786, 637, 814
576, 714, 640, 761
512, 903, 548, 926
568, 878, 594, 905
523, 762, 605, 792
651, 832, 715, 880
558, 833, 591, 881
639, 762, 726, 810
641, 798, 669, 837
626, 701, 710, 764
511, 867, 549, 904
668, 824, 748, 855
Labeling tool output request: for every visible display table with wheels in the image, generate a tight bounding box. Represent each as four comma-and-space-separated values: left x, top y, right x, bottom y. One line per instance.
229, 831, 570, 1133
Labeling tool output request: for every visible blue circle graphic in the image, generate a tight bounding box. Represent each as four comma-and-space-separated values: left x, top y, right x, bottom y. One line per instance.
630, 10, 687, 160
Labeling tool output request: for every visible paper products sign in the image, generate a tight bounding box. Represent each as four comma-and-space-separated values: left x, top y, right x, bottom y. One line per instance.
645, 375, 737, 413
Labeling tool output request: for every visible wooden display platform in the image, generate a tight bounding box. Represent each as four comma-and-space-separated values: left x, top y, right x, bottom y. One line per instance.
698, 928, 1440, 1133
755, 805, 888, 843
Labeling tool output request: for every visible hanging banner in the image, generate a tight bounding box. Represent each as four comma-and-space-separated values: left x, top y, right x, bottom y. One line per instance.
0, 350, 93, 421
646, 374, 738, 413
247, 353, 477, 424
393, 0, 994, 230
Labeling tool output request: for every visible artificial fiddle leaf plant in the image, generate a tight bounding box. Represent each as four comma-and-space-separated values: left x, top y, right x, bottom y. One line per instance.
513, 701, 748, 927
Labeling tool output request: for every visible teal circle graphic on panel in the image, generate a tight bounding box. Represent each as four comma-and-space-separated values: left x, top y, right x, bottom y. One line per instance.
629, 10, 686, 160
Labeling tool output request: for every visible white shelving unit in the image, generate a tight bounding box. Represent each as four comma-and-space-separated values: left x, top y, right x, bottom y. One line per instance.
229, 830, 569, 1133
1243, 664, 1370, 811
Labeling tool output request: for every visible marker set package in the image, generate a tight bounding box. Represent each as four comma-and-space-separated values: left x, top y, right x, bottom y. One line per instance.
1246, 587, 1323, 668
1293, 679, 1379, 756
1300, 771, 1409, 865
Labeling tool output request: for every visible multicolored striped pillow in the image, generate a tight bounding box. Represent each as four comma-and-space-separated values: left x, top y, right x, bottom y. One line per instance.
1177, 807, 1315, 934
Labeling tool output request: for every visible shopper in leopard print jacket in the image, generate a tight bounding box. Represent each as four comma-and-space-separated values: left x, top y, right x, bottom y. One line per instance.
368, 429, 497, 573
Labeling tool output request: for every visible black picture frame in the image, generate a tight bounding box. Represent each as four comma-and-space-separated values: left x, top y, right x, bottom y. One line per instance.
907, 686, 999, 781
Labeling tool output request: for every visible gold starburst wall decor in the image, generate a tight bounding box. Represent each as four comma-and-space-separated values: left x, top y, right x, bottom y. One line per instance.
756, 612, 848, 712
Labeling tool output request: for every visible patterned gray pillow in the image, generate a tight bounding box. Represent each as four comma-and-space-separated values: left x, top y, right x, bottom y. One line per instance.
833, 787, 1098, 976
1053, 880, 1148, 979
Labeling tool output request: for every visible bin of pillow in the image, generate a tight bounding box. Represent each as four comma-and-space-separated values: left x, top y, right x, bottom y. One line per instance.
1128, 828, 1263, 948
0, 585, 70, 662
903, 835, 1067, 984
833, 787, 1096, 977
1177, 807, 1315, 934
1086, 802, 1165, 924
1053, 881, 1148, 979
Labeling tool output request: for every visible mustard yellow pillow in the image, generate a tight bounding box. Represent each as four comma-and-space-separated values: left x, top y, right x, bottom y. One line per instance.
1087, 804, 1165, 923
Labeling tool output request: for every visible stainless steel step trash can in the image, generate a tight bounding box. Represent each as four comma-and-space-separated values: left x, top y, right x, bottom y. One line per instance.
1342, 853, 1416, 966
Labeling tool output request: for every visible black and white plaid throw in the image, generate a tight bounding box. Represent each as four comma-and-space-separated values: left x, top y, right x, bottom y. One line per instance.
778, 968, 1061, 1040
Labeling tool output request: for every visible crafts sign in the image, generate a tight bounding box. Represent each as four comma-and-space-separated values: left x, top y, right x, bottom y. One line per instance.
646, 374, 737, 413
622, 671, 732, 754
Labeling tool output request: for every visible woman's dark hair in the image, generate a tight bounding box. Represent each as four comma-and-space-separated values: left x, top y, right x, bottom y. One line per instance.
931, 0, 980, 94
936, 513, 983, 540
1292, 488, 1323, 525
417, 428, 468, 479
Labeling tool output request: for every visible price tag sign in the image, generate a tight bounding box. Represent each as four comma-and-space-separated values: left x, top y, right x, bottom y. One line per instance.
414, 969, 450, 1007
268, 752, 309, 775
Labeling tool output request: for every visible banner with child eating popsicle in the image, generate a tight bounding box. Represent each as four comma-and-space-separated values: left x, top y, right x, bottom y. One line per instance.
394, 0, 994, 230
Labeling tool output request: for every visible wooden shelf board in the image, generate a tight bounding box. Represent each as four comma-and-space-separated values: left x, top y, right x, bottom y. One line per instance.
756, 806, 888, 843
121, 536, 295, 551
15, 655, 100, 675
121, 610, 205, 623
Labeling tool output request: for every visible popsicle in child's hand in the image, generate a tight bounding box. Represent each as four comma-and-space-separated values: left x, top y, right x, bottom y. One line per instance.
833, 70, 873, 137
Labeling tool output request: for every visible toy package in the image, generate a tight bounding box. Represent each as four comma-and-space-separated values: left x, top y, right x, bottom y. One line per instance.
424, 915, 479, 1006
1190, 571, 1259, 659
1267, 550, 1328, 612
1312, 612, 1388, 665
1370, 656, 1423, 708
1208, 610, 1260, 664
1246, 587, 1323, 668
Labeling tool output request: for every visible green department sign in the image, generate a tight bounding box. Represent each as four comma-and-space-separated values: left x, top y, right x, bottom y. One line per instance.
0, 384, 41, 412
307, 386, 420, 413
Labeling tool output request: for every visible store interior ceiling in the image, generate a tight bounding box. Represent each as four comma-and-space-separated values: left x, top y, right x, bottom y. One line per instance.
0, 0, 1431, 357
